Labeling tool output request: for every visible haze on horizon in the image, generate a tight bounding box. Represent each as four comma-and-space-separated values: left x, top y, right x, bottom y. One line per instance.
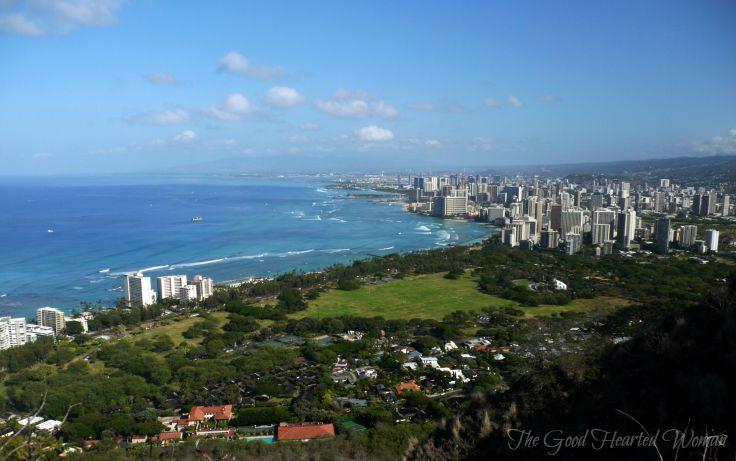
1, 0, 735, 175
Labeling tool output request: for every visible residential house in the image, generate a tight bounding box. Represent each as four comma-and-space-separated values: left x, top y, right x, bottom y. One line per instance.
395, 380, 421, 394
188, 405, 233, 428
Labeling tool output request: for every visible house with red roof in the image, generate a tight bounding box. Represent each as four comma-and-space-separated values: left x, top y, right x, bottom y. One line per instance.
187, 405, 233, 428
154, 431, 182, 446
395, 379, 421, 394
275, 422, 336, 441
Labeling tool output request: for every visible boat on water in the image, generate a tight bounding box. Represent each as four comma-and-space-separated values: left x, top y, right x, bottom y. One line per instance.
191, 216, 203, 222
99, 268, 110, 274
47, 229, 54, 233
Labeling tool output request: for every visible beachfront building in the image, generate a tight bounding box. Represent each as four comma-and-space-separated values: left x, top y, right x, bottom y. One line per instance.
189, 275, 214, 301
0, 317, 27, 350
157, 275, 188, 300
36, 306, 66, 334
179, 284, 198, 302
433, 195, 468, 217
124, 273, 157, 307
26, 324, 55, 342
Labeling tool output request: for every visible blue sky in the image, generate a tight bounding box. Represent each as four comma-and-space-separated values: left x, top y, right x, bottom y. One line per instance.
1, 0, 735, 174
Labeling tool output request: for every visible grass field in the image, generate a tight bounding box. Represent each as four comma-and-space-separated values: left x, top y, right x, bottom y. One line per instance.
511, 278, 533, 288
293, 273, 633, 321
292, 273, 515, 320
133, 311, 229, 345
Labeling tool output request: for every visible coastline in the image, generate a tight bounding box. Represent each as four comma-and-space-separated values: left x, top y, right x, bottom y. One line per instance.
0, 177, 495, 317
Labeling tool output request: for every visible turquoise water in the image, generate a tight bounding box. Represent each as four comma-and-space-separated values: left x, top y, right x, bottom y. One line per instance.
0, 175, 493, 317
244, 436, 274, 443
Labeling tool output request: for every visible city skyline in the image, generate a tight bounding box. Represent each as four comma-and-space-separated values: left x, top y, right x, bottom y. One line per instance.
1, 0, 736, 174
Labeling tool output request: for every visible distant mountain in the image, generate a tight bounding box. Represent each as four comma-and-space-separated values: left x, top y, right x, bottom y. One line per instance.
484, 155, 736, 186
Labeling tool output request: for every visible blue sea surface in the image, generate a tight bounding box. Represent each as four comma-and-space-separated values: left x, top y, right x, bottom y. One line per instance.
0, 175, 493, 317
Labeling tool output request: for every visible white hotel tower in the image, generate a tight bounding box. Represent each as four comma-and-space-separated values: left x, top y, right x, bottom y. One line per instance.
124, 272, 157, 307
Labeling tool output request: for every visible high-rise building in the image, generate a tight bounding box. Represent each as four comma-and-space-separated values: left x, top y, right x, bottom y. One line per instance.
591, 223, 611, 245
179, 284, 198, 301
620, 182, 631, 197
707, 190, 717, 215
549, 204, 562, 232
157, 275, 188, 300
617, 210, 637, 250
659, 179, 670, 189
678, 225, 698, 248
590, 193, 605, 210
502, 227, 518, 247
705, 229, 719, 253
541, 230, 559, 249
0, 317, 27, 350
697, 191, 718, 216
592, 209, 616, 239
433, 192, 468, 217
36, 307, 66, 335
565, 233, 582, 255
561, 210, 584, 238
722, 195, 730, 217
654, 217, 670, 254
653, 192, 666, 212
124, 273, 157, 307
483, 205, 506, 222
534, 201, 544, 228
189, 275, 214, 301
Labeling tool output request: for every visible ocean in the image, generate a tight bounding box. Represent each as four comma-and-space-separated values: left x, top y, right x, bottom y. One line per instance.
0, 175, 494, 318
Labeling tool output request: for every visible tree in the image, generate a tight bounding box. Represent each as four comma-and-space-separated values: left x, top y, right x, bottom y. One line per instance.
64, 321, 84, 336
337, 275, 361, 291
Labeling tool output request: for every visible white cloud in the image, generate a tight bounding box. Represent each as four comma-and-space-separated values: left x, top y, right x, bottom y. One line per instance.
314, 89, 398, 119
264, 86, 305, 108
538, 93, 557, 102
204, 93, 252, 121
137, 108, 190, 125
472, 137, 494, 152
217, 51, 285, 79
288, 135, 309, 143
692, 128, 736, 155
407, 101, 465, 113
0, 0, 122, 36
173, 130, 197, 142
0, 12, 43, 36
300, 123, 320, 131
508, 95, 524, 108
145, 72, 181, 85
355, 125, 394, 142
407, 102, 434, 111
484, 97, 501, 108
425, 139, 441, 147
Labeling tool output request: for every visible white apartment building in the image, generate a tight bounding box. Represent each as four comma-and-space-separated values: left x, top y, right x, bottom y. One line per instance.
705, 229, 719, 252
0, 317, 27, 350
26, 324, 55, 342
190, 275, 214, 301
157, 275, 188, 300
36, 307, 66, 334
591, 223, 611, 245
124, 272, 157, 307
561, 209, 584, 238
679, 225, 698, 248
179, 284, 198, 301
